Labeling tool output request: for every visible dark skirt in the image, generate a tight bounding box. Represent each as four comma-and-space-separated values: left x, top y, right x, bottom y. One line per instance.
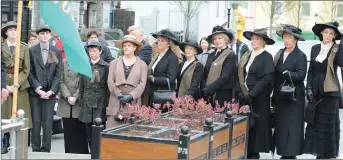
273, 92, 305, 156
303, 96, 340, 158
62, 118, 89, 154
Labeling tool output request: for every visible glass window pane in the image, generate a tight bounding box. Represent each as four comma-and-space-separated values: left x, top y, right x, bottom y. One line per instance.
302, 3, 310, 16
337, 4, 343, 17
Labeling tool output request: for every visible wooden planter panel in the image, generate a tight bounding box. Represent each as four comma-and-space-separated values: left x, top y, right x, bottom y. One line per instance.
230, 120, 248, 159
188, 135, 210, 159
212, 128, 230, 159
100, 137, 178, 159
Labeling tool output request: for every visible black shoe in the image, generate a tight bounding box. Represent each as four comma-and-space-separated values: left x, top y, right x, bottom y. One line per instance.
1, 133, 10, 154
281, 156, 296, 159
247, 153, 260, 159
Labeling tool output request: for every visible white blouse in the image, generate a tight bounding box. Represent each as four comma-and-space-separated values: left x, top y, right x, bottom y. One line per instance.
315, 42, 333, 63
152, 53, 165, 72
245, 48, 265, 88
283, 51, 290, 63
181, 59, 195, 74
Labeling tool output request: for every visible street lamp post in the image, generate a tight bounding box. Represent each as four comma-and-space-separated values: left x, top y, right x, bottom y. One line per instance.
314, 13, 318, 40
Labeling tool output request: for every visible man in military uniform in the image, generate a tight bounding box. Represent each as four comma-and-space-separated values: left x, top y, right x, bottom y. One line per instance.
28, 26, 62, 152
1, 21, 32, 154
79, 41, 109, 150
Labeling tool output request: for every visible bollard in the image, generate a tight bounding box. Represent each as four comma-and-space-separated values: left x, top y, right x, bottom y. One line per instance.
91, 118, 104, 159
178, 126, 190, 159
129, 116, 135, 124
203, 118, 214, 159
225, 111, 234, 159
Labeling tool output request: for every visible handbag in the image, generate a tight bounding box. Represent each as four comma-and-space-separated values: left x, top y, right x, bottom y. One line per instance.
279, 72, 296, 101
150, 78, 176, 106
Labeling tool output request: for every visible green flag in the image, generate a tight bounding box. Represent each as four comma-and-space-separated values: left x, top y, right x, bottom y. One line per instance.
40, 1, 92, 78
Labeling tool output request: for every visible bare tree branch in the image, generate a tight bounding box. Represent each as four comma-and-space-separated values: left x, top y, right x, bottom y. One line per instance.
170, 1, 204, 41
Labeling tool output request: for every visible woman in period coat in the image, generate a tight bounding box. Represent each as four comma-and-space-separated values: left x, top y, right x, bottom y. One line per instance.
304, 21, 343, 159
1, 21, 32, 153
235, 28, 275, 159
79, 41, 109, 149
142, 29, 179, 107
272, 24, 308, 159
107, 35, 148, 128
57, 59, 89, 154
176, 40, 203, 100
202, 25, 236, 107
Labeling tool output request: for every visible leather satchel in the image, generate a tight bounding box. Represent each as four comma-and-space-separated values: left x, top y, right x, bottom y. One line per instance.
279, 72, 296, 101
150, 78, 176, 106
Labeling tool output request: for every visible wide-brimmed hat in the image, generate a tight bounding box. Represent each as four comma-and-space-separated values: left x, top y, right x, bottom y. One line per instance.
1, 21, 17, 39
207, 25, 234, 43
312, 21, 341, 41
151, 29, 180, 45
36, 25, 51, 34
243, 28, 275, 45
179, 40, 202, 54
116, 35, 143, 55
276, 24, 305, 41
86, 41, 103, 51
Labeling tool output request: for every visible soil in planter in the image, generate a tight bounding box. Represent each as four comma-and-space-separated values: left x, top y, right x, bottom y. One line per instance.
115, 125, 160, 137
148, 119, 185, 128
150, 130, 198, 140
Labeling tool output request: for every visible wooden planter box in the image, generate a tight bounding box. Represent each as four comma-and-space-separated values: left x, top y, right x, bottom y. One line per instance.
99, 124, 210, 159
212, 113, 249, 159
149, 112, 249, 159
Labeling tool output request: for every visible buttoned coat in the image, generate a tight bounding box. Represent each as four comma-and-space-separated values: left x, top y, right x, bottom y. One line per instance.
107, 56, 148, 116
1, 40, 32, 128
28, 43, 62, 96
57, 60, 81, 118
78, 59, 109, 123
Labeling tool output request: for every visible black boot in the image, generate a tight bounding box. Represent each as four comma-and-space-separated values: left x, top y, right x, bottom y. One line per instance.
1, 133, 10, 154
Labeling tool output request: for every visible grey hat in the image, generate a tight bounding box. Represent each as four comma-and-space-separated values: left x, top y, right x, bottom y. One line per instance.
36, 25, 51, 34
1, 21, 17, 39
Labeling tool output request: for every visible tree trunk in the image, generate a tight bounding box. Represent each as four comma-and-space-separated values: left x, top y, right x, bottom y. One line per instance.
296, 1, 301, 28
269, 1, 276, 37
185, 19, 190, 41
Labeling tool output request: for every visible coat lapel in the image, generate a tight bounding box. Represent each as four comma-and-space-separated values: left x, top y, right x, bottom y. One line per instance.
33, 44, 45, 69
283, 47, 298, 65
126, 57, 141, 85
2, 41, 13, 57
180, 60, 197, 79
154, 50, 170, 73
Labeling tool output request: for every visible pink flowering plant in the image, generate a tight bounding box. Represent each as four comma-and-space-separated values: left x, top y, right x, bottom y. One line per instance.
121, 103, 161, 122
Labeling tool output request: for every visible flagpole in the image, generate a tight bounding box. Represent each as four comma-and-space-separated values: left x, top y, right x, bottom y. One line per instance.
11, 0, 23, 118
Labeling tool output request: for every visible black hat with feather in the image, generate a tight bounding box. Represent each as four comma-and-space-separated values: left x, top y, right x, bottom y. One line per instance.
207, 25, 234, 43
312, 21, 341, 41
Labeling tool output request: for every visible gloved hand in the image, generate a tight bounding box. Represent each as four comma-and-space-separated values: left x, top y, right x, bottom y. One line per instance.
305, 88, 315, 103
282, 70, 291, 80
119, 94, 133, 104
236, 91, 245, 101
201, 88, 210, 99
148, 75, 155, 83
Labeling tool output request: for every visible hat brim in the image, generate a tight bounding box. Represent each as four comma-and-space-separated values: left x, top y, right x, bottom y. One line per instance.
276, 30, 305, 41
36, 28, 51, 34
1, 24, 17, 39
116, 39, 143, 55
207, 31, 234, 43
179, 43, 202, 54
312, 24, 341, 40
151, 33, 180, 45
243, 31, 275, 45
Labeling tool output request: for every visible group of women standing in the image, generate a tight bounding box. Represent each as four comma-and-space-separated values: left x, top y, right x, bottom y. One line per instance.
57, 21, 342, 159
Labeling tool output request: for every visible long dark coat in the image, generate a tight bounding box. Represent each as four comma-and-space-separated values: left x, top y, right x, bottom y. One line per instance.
78, 59, 109, 124
236, 50, 275, 154
203, 48, 236, 106
272, 46, 307, 156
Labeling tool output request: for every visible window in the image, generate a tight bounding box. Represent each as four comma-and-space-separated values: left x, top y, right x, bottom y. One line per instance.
301, 2, 311, 16
275, 1, 282, 16
337, 3, 343, 17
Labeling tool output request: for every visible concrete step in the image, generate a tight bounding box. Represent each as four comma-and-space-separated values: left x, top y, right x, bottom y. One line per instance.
1, 152, 90, 159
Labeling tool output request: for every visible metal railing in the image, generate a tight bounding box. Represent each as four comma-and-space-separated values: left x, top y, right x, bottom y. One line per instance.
1, 109, 29, 159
